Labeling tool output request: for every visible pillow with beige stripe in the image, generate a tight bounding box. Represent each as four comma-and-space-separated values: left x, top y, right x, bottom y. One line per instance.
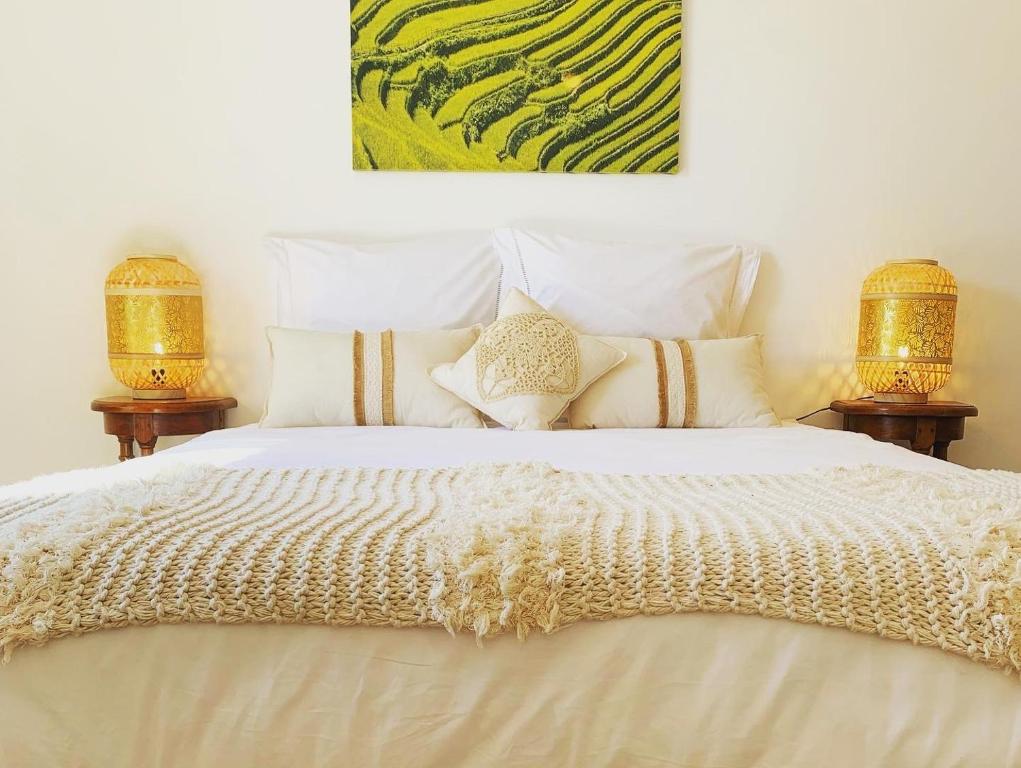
568, 335, 779, 429
261, 326, 484, 428
430, 289, 626, 430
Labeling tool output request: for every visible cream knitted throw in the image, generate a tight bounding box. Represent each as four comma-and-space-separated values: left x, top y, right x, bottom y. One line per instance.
2, 463, 1020, 673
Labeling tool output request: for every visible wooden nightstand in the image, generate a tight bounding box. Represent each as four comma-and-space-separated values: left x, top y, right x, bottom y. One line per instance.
829, 400, 978, 461
92, 396, 238, 461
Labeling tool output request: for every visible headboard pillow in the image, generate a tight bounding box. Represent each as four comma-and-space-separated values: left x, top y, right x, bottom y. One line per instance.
568, 335, 779, 429
268, 233, 500, 331
494, 228, 760, 339
262, 326, 484, 428
430, 289, 625, 430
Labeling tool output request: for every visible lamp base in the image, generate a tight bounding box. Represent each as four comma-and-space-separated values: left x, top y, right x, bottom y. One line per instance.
873, 392, 929, 404
132, 388, 187, 401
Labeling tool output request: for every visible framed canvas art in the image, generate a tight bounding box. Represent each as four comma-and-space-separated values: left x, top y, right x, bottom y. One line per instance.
351, 1, 682, 173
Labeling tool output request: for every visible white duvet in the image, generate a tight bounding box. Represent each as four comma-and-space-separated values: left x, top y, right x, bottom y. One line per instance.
2, 424, 1019, 768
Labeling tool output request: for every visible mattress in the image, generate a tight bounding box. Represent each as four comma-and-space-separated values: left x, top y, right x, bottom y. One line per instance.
2, 424, 1019, 767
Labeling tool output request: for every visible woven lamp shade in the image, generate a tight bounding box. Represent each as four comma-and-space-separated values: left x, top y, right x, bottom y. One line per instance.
855, 259, 957, 404
105, 255, 206, 400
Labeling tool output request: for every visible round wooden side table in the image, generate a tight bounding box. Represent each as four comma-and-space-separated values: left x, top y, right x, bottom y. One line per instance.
91, 396, 238, 461
829, 399, 978, 462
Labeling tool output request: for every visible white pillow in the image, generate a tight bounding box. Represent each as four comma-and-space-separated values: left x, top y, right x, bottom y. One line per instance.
494, 228, 760, 339
262, 326, 484, 428
268, 233, 500, 331
568, 335, 779, 429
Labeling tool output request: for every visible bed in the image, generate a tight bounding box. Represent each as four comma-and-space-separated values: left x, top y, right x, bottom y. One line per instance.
5, 231, 1020, 767
2, 422, 1019, 768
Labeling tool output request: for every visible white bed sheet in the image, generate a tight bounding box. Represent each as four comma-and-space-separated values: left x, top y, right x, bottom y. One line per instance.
2, 424, 1018, 768
162, 420, 959, 474
3, 423, 957, 503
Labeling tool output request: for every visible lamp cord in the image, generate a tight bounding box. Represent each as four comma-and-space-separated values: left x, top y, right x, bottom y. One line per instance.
795, 395, 874, 422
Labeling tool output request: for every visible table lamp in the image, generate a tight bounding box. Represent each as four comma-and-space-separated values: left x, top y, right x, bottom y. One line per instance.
855, 259, 957, 403
105, 254, 206, 399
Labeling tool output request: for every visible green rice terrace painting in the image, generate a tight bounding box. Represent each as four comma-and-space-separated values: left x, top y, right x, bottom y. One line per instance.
351, 0, 683, 173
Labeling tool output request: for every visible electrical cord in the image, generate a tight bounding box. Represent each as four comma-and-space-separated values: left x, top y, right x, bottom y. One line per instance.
795, 395, 873, 422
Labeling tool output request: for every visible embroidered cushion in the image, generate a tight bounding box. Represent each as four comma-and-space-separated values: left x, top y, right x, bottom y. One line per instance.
568, 335, 780, 429
430, 289, 625, 430
262, 326, 484, 428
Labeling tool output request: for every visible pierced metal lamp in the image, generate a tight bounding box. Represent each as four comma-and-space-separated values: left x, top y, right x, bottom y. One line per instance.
855, 259, 957, 403
105, 255, 206, 400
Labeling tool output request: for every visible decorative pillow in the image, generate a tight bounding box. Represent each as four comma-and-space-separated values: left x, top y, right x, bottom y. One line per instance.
568, 335, 779, 429
430, 289, 626, 430
494, 227, 760, 339
262, 326, 484, 428
267, 233, 500, 331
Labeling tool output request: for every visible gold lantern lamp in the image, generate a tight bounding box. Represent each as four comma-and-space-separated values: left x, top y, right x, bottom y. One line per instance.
855, 259, 957, 404
105, 255, 206, 400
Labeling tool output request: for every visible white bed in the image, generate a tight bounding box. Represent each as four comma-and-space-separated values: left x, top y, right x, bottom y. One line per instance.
2, 423, 1019, 767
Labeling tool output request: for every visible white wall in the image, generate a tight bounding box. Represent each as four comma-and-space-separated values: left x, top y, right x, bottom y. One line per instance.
2, 0, 1019, 483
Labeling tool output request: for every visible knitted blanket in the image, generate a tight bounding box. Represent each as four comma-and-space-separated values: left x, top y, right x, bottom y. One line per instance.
2, 463, 1020, 673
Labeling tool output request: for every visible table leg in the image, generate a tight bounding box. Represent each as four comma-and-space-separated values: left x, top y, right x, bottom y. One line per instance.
133, 413, 157, 457
911, 418, 937, 455
117, 436, 135, 462
933, 441, 950, 461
